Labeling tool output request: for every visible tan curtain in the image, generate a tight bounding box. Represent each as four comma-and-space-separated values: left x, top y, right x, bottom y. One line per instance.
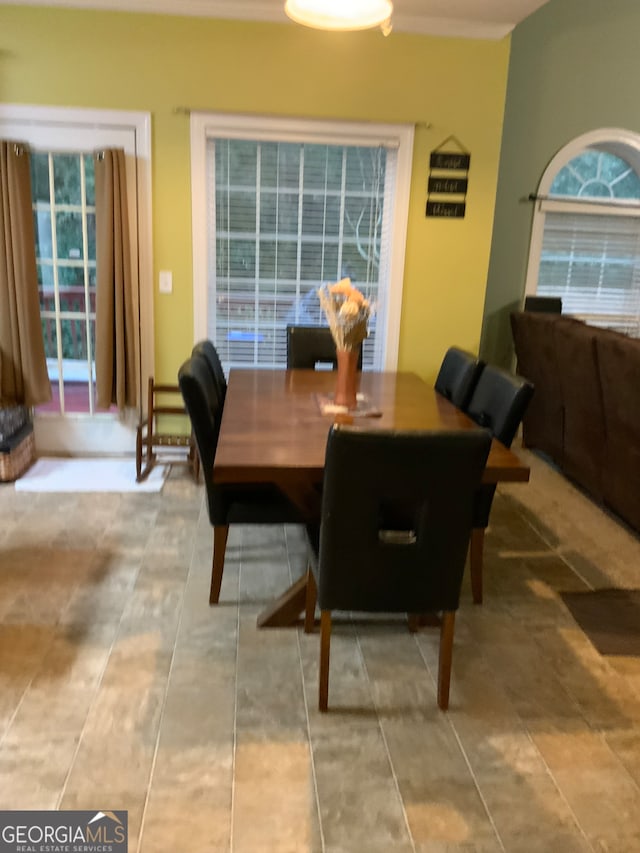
0, 141, 51, 407
94, 148, 139, 410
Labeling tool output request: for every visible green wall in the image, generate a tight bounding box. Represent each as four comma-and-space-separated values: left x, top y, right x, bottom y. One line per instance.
1, 4, 510, 384
482, 0, 640, 366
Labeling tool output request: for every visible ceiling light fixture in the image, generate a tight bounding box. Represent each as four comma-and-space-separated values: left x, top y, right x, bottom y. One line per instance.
284, 0, 393, 35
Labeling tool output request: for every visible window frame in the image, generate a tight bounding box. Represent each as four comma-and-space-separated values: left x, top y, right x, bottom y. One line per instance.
0, 103, 153, 453
525, 128, 640, 327
190, 112, 414, 370
0, 104, 153, 392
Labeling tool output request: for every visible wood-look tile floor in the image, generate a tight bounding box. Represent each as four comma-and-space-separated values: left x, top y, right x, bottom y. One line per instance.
1, 448, 640, 852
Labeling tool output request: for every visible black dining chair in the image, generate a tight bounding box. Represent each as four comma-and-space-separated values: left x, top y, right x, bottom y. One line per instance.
286, 325, 363, 370
191, 339, 227, 405
178, 353, 303, 604
463, 365, 535, 604
434, 347, 485, 409
303, 424, 492, 712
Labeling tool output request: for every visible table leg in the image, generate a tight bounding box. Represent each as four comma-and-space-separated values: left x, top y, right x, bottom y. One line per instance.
277, 474, 322, 521
257, 573, 309, 628
255, 473, 321, 628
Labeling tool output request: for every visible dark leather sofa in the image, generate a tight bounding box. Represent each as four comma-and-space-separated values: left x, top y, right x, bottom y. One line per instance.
510, 311, 640, 534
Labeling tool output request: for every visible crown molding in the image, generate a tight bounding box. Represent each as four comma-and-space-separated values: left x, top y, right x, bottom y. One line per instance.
4, 0, 520, 39
390, 14, 514, 40
4, 0, 288, 21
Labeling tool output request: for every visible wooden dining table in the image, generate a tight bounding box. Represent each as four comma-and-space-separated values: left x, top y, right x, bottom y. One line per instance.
213, 368, 530, 627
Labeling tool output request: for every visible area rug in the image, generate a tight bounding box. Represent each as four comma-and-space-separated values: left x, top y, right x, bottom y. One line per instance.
14, 457, 168, 493
560, 589, 640, 656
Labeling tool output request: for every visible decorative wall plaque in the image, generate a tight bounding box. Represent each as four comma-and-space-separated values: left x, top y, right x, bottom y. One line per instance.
429, 152, 471, 171
426, 201, 467, 218
426, 135, 470, 219
428, 176, 468, 194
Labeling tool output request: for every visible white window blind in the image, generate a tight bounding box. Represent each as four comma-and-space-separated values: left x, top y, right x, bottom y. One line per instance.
538, 210, 640, 336
206, 138, 397, 370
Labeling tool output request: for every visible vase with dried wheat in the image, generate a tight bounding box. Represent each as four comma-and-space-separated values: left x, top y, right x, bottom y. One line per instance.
318, 278, 371, 409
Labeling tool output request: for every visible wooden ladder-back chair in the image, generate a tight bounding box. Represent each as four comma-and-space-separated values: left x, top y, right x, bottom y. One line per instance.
136, 376, 200, 483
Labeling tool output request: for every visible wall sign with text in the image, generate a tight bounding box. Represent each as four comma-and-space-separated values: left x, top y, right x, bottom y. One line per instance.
426, 136, 470, 219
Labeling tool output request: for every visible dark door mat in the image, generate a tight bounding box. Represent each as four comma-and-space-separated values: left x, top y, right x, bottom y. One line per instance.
560, 589, 640, 656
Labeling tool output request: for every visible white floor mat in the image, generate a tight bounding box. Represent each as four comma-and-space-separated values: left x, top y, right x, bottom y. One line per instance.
14, 457, 168, 493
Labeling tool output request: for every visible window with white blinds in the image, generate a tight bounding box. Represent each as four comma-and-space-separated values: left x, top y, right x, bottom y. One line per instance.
529, 142, 640, 337
193, 115, 413, 372
538, 210, 640, 334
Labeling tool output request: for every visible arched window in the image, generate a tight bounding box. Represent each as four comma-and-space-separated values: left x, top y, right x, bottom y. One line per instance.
526, 129, 640, 336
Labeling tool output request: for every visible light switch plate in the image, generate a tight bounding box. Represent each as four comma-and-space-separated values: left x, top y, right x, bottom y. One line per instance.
159, 270, 172, 293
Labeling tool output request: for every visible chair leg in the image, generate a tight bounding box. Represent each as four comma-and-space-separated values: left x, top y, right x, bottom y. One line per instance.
470, 528, 485, 605
190, 434, 200, 483
210, 525, 229, 604
319, 610, 332, 712
437, 610, 456, 710
135, 424, 143, 481
143, 377, 155, 473
136, 424, 154, 483
304, 567, 317, 633
407, 614, 420, 633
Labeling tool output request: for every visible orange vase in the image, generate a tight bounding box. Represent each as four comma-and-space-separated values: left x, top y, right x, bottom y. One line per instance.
334, 348, 359, 409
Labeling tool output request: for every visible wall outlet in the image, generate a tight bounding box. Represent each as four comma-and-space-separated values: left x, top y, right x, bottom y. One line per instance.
159, 270, 173, 293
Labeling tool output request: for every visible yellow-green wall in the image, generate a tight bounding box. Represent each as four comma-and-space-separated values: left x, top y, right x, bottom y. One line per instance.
1, 5, 510, 384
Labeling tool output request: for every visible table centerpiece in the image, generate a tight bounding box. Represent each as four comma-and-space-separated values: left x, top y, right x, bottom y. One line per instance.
318, 278, 371, 409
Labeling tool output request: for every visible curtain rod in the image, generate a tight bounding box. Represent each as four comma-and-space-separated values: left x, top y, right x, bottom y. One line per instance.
529, 192, 640, 211
173, 107, 432, 129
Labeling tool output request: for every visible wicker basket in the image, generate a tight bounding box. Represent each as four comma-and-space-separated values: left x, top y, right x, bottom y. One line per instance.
0, 423, 36, 482
0, 405, 29, 443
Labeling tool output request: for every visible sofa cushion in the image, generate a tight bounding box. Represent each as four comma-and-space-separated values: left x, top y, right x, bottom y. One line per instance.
510, 312, 564, 464
595, 330, 640, 531
553, 318, 606, 499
